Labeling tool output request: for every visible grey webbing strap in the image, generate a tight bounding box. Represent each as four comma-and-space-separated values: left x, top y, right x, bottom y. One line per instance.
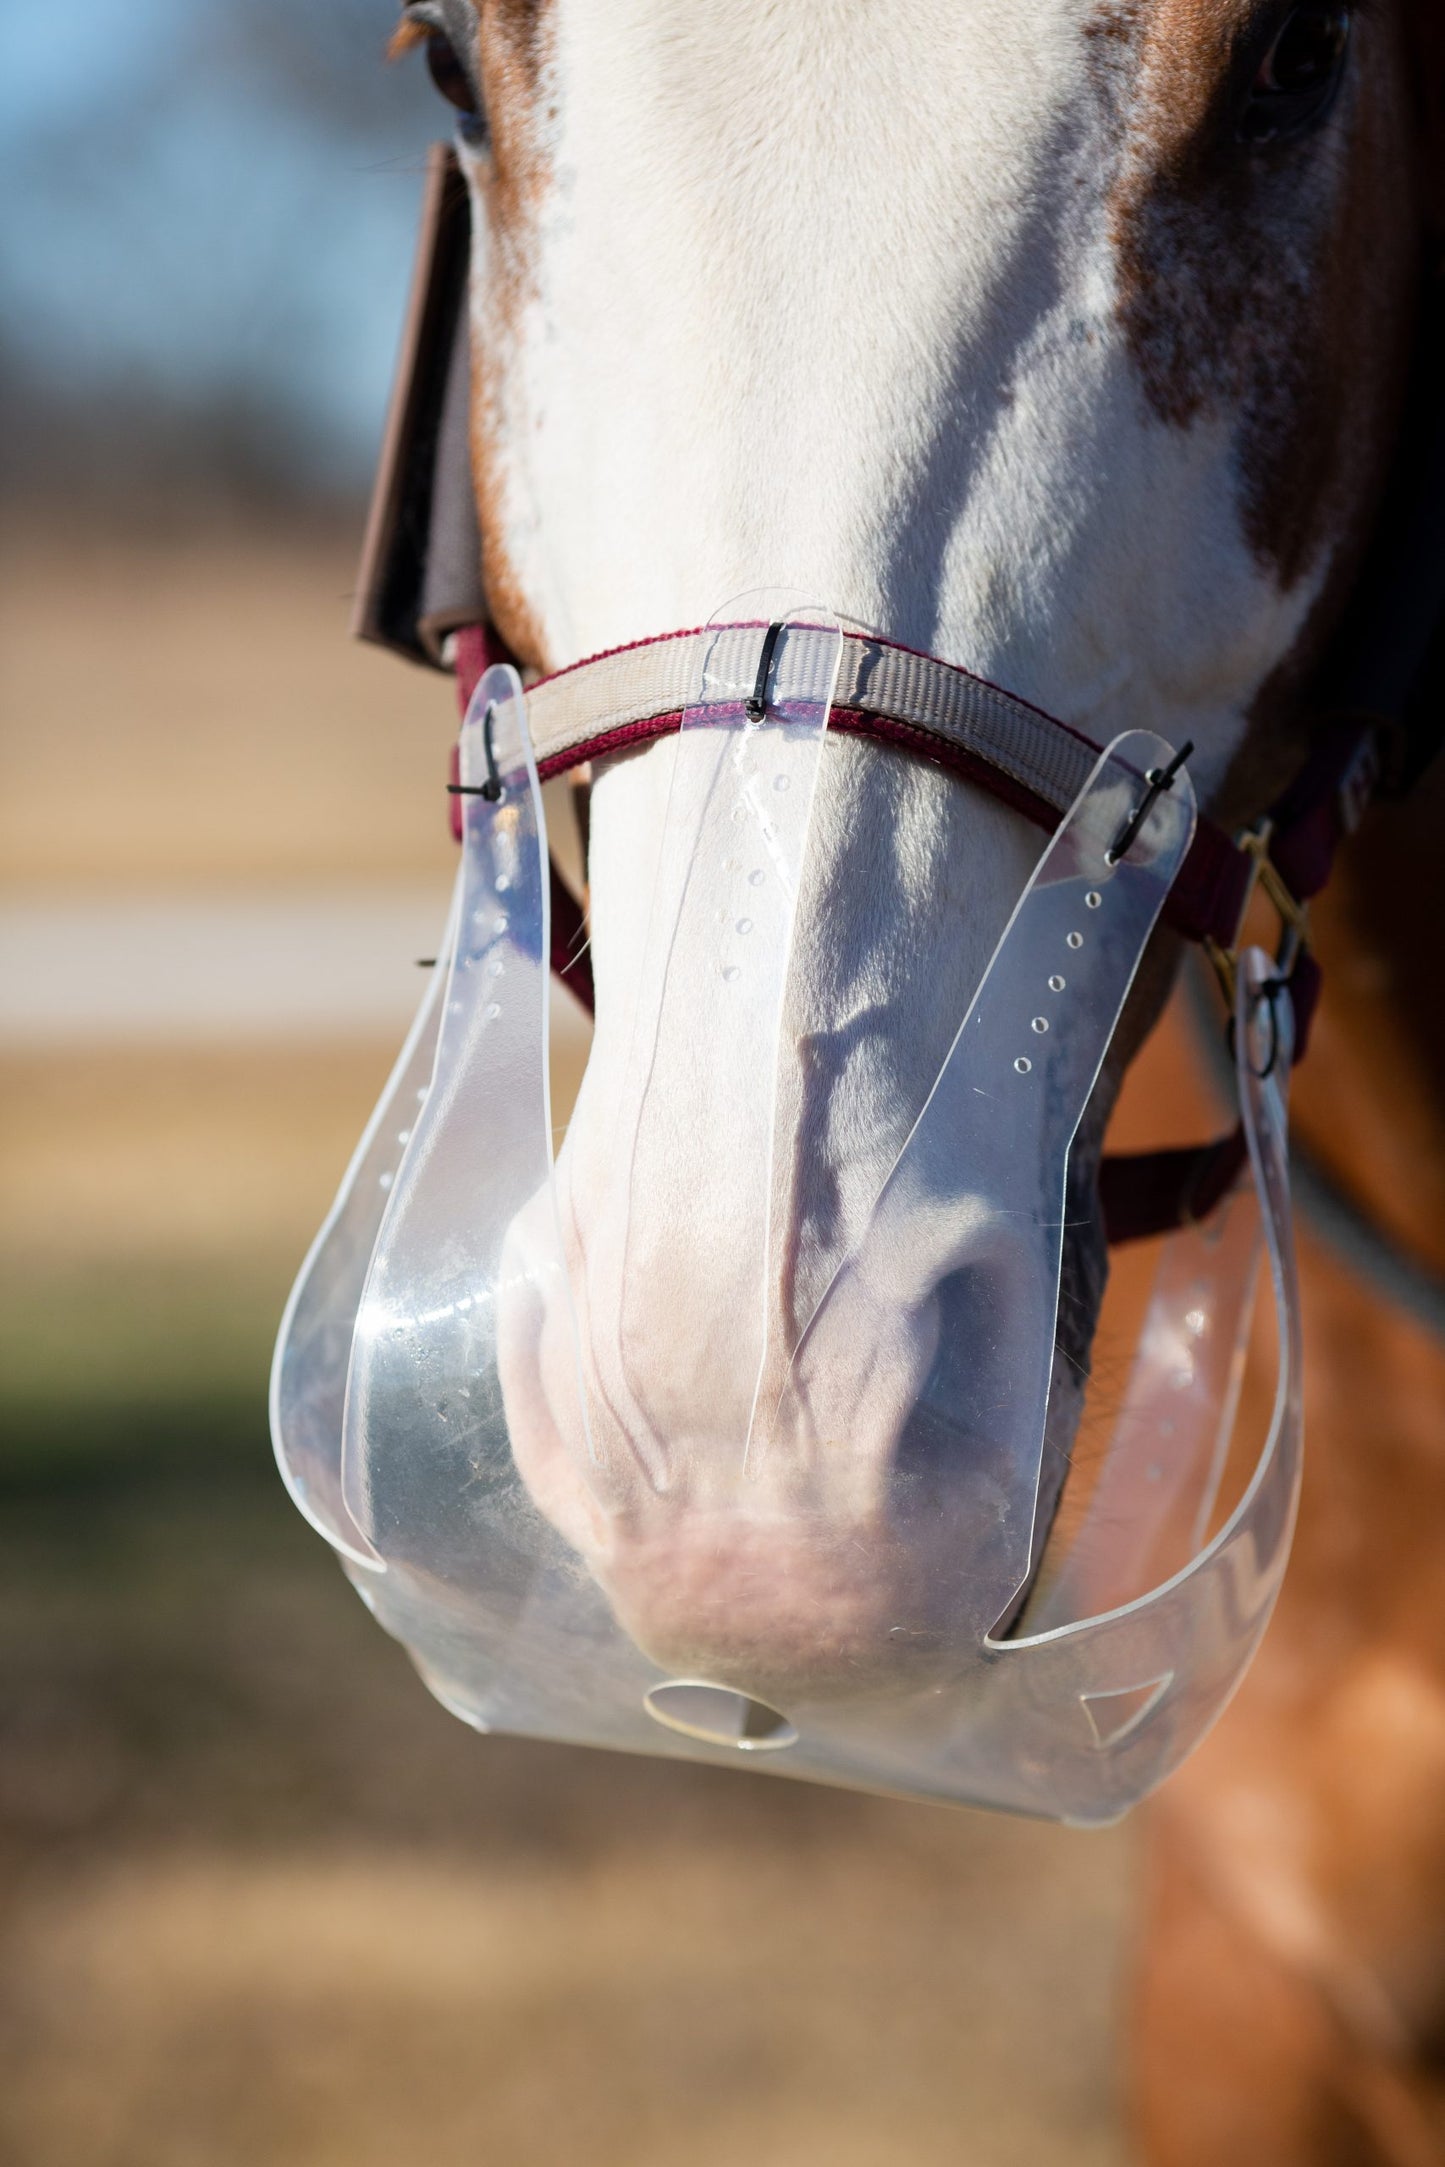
523, 627, 1099, 823
516, 624, 1258, 959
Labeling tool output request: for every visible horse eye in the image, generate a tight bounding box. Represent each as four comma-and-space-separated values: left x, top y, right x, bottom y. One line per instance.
425, 28, 479, 117
1239, 5, 1351, 144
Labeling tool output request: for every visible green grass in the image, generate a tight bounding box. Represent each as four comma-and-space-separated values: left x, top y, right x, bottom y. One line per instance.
0, 1255, 289, 1488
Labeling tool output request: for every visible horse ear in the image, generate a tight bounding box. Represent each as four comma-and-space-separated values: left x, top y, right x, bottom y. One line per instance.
1405, 0, 1445, 243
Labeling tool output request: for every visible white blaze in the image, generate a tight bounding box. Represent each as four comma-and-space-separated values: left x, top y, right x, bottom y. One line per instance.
466, 0, 1336, 1681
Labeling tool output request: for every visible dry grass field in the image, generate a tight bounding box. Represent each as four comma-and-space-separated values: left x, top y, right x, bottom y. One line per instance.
0, 525, 1140, 2166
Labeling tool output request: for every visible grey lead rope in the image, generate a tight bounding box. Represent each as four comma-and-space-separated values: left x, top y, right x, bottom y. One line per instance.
1287, 1144, 1445, 1343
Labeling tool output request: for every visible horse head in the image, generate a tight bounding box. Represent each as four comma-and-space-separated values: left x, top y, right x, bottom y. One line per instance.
392, 0, 1433, 1699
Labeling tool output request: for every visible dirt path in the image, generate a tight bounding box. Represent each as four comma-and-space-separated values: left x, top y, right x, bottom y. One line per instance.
0, 1479, 1132, 2167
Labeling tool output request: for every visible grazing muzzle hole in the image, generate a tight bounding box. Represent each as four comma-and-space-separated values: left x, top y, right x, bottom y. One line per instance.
644, 1681, 799, 1752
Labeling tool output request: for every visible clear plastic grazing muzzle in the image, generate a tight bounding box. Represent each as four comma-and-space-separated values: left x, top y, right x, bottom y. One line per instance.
271, 603, 1302, 1823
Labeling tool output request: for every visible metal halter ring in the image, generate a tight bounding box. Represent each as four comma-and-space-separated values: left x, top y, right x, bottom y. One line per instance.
1227, 971, 1291, 1082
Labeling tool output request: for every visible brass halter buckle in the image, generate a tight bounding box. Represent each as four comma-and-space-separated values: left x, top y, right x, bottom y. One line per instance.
1204, 818, 1311, 1013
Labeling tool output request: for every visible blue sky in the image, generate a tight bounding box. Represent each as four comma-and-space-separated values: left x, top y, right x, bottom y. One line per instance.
0, 0, 444, 486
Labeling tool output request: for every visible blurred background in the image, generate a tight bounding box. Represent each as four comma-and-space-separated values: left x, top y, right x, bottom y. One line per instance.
0, 8, 1139, 2161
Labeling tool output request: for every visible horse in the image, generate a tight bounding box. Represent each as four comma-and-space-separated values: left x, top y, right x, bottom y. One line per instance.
377, 0, 1442, 2151
1133, 765, 1445, 2166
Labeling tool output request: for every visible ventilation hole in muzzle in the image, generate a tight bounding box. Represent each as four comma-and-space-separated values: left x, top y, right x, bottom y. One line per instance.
644, 1681, 798, 1752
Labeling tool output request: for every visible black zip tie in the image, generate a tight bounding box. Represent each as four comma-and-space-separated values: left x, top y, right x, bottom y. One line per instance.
1107, 739, 1194, 864
745, 621, 785, 721
446, 701, 504, 802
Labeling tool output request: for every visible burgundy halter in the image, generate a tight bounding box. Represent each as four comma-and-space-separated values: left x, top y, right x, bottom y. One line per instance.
443, 617, 1359, 1245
